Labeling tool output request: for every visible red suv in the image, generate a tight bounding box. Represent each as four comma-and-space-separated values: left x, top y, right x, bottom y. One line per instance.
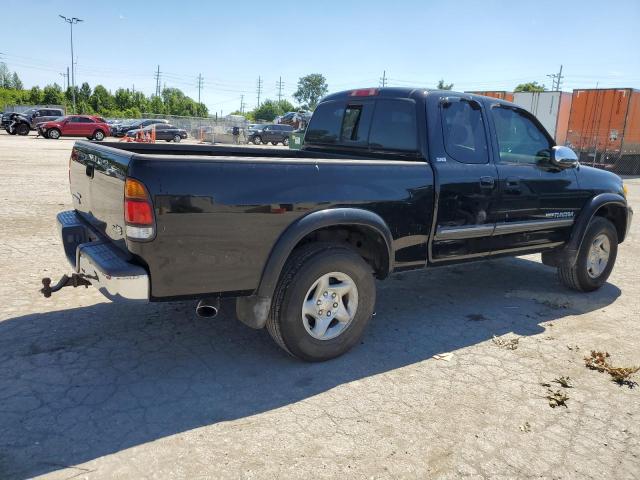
37, 115, 111, 141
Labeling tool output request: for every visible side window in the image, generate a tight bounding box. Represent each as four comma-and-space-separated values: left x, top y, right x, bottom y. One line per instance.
79, 117, 94, 123
305, 101, 344, 144
369, 100, 417, 151
340, 103, 373, 144
441, 99, 489, 164
492, 106, 552, 165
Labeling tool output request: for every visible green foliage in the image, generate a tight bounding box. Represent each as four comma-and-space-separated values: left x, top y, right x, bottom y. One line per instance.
1, 78, 206, 119
11, 73, 23, 91
0, 63, 23, 90
251, 99, 298, 122
514, 81, 546, 92
437, 79, 454, 90
42, 83, 65, 105
293, 74, 328, 110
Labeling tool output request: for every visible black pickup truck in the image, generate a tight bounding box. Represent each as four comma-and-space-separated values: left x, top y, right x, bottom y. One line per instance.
43, 87, 633, 361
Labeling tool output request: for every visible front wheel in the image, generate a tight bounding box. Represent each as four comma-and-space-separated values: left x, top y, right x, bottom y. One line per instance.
266, 243, 376, 361
558, 217, 618, 292
93, 130, 105, 141
47, 128, 61, 139
253, 136, 262, 145
283, 137, 289, 146
173, 134, 182, 143
16, 123, 30, 136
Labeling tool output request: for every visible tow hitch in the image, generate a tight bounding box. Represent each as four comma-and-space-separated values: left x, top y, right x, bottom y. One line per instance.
40, 273, 93, 298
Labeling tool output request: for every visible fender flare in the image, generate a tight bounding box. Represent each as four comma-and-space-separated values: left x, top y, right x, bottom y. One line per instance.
563, 193, 628, 265
236, 208, 394, 329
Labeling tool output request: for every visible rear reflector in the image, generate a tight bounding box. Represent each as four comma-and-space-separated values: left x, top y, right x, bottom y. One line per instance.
349, 88, 379, 97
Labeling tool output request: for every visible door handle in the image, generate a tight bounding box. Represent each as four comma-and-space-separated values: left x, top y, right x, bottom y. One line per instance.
479, 176, 495, 189
85, 164, 94, 178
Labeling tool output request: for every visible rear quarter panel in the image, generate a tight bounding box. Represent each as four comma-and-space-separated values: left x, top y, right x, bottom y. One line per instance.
127, 157, 435, 299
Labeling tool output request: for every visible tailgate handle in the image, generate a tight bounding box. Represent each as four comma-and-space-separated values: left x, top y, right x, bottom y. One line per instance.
85, 164, 94, 178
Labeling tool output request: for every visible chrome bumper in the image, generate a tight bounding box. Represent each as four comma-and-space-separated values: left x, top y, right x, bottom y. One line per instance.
57, 210, 149, 300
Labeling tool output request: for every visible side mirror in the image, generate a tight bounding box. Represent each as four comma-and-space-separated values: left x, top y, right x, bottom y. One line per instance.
550, 146, 578, 169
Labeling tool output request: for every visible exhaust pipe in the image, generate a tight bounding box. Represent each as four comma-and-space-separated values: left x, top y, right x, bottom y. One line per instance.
196, 298, 220, 318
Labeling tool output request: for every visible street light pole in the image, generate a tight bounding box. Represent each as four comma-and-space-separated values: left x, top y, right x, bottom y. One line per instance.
59, 15, 83, 113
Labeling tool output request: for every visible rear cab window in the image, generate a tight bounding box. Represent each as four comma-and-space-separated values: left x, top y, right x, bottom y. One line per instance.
305, 98, 417, 152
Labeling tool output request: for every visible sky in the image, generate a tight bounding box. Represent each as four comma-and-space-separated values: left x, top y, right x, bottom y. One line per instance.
1, 0, 639, 114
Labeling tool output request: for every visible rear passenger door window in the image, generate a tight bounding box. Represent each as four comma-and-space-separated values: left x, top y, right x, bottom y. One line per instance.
369, 100, 417, 151
441, 98, 489, 164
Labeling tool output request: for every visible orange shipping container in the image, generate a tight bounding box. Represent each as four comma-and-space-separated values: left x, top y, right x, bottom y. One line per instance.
465, 91, 515, 102
566, 88, 640, 157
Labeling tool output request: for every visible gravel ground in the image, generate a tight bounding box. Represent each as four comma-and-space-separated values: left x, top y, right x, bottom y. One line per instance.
0, 133, 638, 480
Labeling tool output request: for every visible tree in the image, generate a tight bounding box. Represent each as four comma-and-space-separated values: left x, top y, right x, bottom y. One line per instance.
276, 99, 295, 113
11, 72, 23, 90
0, 63, 11, 89
293, 74, 328, 110
437, 79, 454, 90
78, 82, 92, 103
514, 81, 546, 92
253, 99, 281, 121
42, 83, 65, 104
28, 86, 43, 104
89, 85, 113, 112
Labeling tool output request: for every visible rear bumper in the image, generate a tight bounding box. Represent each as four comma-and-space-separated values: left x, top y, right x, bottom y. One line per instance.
58, 210, 149, 300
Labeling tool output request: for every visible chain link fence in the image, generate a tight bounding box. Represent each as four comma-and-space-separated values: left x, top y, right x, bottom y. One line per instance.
573, 151, 640, 175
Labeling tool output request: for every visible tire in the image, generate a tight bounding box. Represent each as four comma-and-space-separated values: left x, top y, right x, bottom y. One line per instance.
266, 243, 376, 361
271, 141, 278, 145
8, 128, 17, 135
47, 128, 61, 140
173, 135, 181, 143
16, 123, 30, 136
253, 136, 262, 145
283, 137, 289, 146
93, 130, 105, 141
558, 217, 618, 292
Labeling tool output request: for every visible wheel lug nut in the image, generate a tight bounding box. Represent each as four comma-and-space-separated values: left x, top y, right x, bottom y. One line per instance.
317, 300, 322, 305
318, 310, 323, 315
332, 293, 337, 298
333, 303, 338, 308
323, 292, 328, 297
327, 311, 332, 317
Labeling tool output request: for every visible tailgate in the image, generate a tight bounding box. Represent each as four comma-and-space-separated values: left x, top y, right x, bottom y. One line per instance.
69, 141, 133, 250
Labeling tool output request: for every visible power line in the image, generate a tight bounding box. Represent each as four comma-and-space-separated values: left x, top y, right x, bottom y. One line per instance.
380, 70, 387, 87
256, 76, 263, 107
276, 76, 284, 102
154, 65, 161, 96
547, 65, 564, 91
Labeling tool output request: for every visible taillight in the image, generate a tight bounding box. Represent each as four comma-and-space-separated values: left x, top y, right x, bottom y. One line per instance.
124, 177, 155, 240
349, 88, 379, 97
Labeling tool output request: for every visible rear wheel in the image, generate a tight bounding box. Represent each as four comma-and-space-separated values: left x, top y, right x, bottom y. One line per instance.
267, 243, 376, 361
253, 136, 262, 145
271, 141, 278, 145
558, 217, 618, 292
47, 128, 61, 139
16, 123, 30, 136
283, 137, 289, 146
93, 130, 105, 141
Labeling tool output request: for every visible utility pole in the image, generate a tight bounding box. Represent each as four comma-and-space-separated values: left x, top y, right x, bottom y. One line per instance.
59, 71, 68, 90
154, 65, 161, 96
380, 70, 387, 87
547, 64, 564, 91
196, 73, 203, 116
256, 76, 263, 107
276, 76, 284, 102
240, 95, 245, 114
59, 15, 83, 112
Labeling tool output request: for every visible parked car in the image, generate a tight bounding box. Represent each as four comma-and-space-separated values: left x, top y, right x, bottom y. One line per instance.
37, 115, 111, 140
3, 107, 65, 135
247, 124, 293, 145
43, 87, 632, 362
111, 118, 169, 137
126, 123, 187, 142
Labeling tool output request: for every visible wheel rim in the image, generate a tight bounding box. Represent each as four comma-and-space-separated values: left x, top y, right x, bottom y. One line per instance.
174, 135, 181, 142
587, 233, 611, 279
283, 138, 288, 145
95, 131, 104, 140
50, 130, 59, 139
255, 136, 261, 144
301, 271, 358, 340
